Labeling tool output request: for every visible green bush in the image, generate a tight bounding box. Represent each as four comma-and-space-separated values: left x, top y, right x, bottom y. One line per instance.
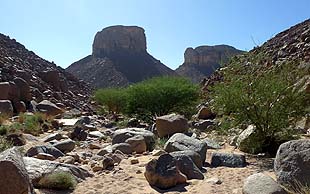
0, 125, 8, 135
94, 76, 201, 122
94, 88, 128, 114
0, 136, 13, 153
125, 76, 200, 121
38, 171, 77, 190
210, 56, 309, 154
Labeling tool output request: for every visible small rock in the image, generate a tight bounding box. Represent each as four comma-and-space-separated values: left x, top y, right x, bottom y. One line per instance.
43, 133, 62, 142
89, 143, 101, 149
102, 156, 115, 170
35, 153, 56, 161
130, 158, 139, 164
89, 131, 105, 139
206, 177, 222, 185
69, 126, 88, 141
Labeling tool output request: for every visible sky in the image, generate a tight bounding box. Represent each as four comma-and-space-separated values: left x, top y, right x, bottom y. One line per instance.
0, 0, 309, 70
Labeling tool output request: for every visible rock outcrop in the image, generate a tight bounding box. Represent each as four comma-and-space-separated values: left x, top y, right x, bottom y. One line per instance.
67, 25, 176, 88
176, 45, 243, 83
0, 33, 92, 114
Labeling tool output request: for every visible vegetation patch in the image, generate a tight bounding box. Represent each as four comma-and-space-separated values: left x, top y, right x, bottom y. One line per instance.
210, 55, 309, 154
38, 171, 77, 190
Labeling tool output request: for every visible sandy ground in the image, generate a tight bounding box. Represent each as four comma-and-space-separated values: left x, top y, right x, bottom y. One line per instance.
36, 144, 274, 194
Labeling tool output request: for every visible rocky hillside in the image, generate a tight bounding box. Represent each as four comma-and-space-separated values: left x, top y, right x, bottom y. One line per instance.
0, 33, 92, 113
176, 45, 243, 83
67, 26, 176, 88
251, 19, 310, 63
202, 19, 310, 91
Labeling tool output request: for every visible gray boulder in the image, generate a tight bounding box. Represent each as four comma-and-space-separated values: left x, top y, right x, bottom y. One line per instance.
171, 153, 204, 180
69, 126, 88, 141
164, 133, 207, 162
274, 139, 310, 188
144, 153, 187, 189
0, 147, 34, 194
156, 113, 188, 137
112, 128, 155, 151
53, 139, 75, 153
111, 143, 132, 154
193, 119, 216, 131
24, 157, 92, 187
243, 173, 287, 194
26, 145, 64, 159
42, 133, 63, 142
210, 152, 246, 167
204, 138, 222, 149
125, 135, 147, 154
89, 131, 105, 139
170, 150, 203, 168
36, 100, 63, 116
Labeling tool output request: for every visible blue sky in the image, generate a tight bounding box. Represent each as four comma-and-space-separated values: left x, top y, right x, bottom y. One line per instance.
0, 0, 309, 69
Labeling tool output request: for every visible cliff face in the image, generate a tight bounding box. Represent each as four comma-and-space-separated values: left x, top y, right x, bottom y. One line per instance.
0, 33, 92, 111
176, 45, 244, 83
67, 26, 175, 88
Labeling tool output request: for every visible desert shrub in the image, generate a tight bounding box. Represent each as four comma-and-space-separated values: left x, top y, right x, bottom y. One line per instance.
94, 88, 128, 114
94, 76, 201, 123
155, 137, 169, 149
0, 136, 13, 153
38, 171, 77, 190
210, 56, 309, 154
125, 76, 200, 121
0, 125, 8, 135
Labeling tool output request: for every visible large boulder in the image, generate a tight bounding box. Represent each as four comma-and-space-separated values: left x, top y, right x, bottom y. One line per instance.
36, 100, 63, 116
25, 145, 64, 159
0, 147, 34, 194
274, 139, 310, 188
236, 125, 262, 153
210, 152, 246, 168
112, 128, 155, 151
171, 153, 204, 180
13, 77, 31, 102
23, 157, 92, 187
69, 126, 88, 141
156, 114, 188, 138
53, 139, 76, 153
144, 153, 187, 189
0, 100, 13, 116
0, 82, 11, 100
164, 133, 207, 162
170, 150, 203, 169
243, 173, 287, 194
125, 135, 147, 154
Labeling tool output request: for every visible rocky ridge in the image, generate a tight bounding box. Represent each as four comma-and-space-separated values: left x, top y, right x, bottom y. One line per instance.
67, 25, 176, 88
0, 33, 92, 114
176, 45, 243, 83
202, 19, 310, 91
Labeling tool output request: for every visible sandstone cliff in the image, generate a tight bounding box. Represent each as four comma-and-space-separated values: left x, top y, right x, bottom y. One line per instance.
176, 45, 244, 83
67, 25, 175, 88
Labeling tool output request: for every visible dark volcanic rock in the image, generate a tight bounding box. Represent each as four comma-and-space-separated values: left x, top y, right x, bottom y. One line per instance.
0, 33, 92, 113
175, 45, 243, 83
66, 25, 176, 88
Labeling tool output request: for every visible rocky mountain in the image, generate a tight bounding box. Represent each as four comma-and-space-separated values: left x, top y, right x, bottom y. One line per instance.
175, 45, 244, 83
67, 26, 176, 88
202, 19, 310, 91
0, 33, 92, 114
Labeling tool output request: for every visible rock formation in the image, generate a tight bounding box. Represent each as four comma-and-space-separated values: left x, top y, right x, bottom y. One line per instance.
66, 25, 176, 88
0, 33, 92, 114
176, 45, 243, 83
